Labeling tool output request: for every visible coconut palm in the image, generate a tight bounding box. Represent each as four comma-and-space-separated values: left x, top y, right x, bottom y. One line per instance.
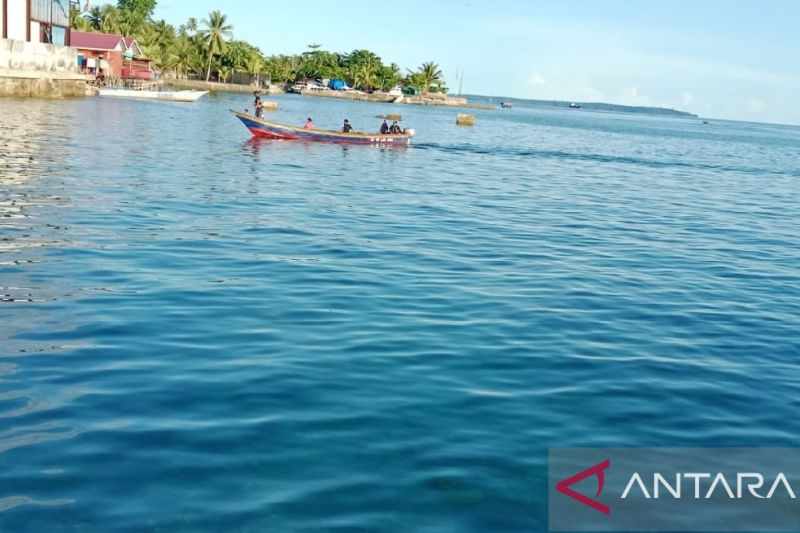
199, 10, 233, 81
70, 5, 92, 31
87, 6, 102, 30
165, 34, 196, 77
245, 53, 263, 85
186, 17, 198, 34
99, 4, 120, 34
416, 61, 443, 94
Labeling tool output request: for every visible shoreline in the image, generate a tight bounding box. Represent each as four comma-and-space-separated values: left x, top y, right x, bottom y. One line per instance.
164, 78, 487, 109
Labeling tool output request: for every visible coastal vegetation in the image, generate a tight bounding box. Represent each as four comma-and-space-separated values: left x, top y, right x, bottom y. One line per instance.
70, 1, 448, 93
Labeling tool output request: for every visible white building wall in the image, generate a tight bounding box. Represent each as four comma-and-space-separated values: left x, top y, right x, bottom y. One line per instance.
0, 38, 79, 72
29, 21, 40, 43
7, 0, 28, 41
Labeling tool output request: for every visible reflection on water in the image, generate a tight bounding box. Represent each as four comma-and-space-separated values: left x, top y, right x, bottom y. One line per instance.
1, 94, 800, 531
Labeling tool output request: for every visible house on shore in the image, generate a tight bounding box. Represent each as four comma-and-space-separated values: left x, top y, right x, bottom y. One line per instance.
71, 31, 153, 80
1, 0, 86, 97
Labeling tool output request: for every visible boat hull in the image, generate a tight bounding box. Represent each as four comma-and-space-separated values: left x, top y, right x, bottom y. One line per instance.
231, 111, 414, 145
98, 88, 208, 102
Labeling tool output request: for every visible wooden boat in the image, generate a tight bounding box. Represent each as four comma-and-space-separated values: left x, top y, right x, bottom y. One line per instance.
231, 111, 415, 145
98, 87, 208, 102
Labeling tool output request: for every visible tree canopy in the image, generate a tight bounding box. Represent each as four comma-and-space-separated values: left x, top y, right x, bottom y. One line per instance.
71, 3, 449, 93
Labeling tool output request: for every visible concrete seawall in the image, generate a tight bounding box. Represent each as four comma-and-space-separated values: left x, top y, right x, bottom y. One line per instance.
0, 38, 88, 98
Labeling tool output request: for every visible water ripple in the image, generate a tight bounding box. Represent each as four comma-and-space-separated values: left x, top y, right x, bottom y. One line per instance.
1, 95, 799, 531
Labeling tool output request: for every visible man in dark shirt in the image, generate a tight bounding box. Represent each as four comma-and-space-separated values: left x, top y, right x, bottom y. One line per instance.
253, 91, 263, 118
380, 120, 389, 134
342, 119, 354, 133
389, 121, 402, 134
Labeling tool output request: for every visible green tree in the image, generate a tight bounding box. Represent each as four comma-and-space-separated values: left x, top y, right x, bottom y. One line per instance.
99, 5, 121, 34
245, 53, 264, 85
116, 0, 156, 35
70, 4, 92, 31
409, 61, 444, 94
377, 63, 401, 90
264, 54, 299, 83
86, 6, 101, 30
186, 17, 198, 34
220, 40, 260, 74
297, 45, 341, 80
165, 34, 197, 77
199, 10, 233, 81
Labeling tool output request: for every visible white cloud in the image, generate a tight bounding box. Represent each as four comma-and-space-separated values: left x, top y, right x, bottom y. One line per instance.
574, 86, 606, 102
681, 92, 694, 107
620, 86, 650, 106
746, 98, 767, 114
528, 71, 546, 87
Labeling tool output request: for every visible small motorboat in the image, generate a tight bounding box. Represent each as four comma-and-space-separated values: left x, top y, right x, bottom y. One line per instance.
569, 102, 581, 109
231, 111, 415, 145
98, 87, 208, 102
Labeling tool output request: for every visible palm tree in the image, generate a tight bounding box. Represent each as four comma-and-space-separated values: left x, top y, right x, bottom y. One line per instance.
359, 60, 377, 91
99, 4, 120, 34
87, 6, 102, 30
416, 61, 443, 94
166, 34, 196, 78
245, 53, 263, 86
199, 10, 233, 81
70, 5, 92, 31
186, 17, 198, 35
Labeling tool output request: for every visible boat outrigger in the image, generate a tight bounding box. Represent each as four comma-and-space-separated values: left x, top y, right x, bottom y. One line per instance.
231, 111, 415, 145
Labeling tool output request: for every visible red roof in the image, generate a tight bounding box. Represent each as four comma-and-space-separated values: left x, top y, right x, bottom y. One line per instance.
70, 31, 129, 51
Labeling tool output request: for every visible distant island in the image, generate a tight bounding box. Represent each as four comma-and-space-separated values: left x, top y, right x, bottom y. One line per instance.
471, 96, 698, 118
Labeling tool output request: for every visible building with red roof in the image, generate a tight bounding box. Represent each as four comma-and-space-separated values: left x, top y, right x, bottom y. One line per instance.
71, 30, 152, 80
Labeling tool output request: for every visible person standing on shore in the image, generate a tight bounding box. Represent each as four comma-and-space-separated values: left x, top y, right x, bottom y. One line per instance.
304, 118, 314, 129
342, 119, 354, 133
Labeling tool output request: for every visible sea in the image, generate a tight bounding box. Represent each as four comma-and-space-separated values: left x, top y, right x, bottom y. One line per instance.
1, 92, 799, 532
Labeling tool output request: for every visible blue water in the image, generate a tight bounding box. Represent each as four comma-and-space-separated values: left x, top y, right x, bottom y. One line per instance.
1, 93, 800, 532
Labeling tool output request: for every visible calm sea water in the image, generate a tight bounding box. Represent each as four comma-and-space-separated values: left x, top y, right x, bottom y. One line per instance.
1, 93, 800, 532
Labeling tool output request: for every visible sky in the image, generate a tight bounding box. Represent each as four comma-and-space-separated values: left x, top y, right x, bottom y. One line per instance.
150, 0, 800, 125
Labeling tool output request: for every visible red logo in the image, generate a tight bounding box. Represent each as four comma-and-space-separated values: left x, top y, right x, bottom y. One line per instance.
555, 459, 611, 515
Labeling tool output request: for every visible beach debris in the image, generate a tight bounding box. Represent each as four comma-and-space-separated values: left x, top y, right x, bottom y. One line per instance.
456, 113, 475, 126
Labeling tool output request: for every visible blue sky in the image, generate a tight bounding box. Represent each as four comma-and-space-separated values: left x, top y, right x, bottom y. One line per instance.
151, 0, 800, 125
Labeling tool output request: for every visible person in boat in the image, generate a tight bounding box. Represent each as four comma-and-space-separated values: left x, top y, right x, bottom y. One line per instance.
342, 119, 354, 133
389, 121, 402, 134
380, 120, 389, 134
304, 117, 314, 129
253, 91, 263, 118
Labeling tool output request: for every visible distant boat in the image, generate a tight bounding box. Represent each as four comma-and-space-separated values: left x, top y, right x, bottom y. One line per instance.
500, 102, 513, 109
569, 102, 581, 109
98, 87, 207, 102
231, 111, 416, 145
